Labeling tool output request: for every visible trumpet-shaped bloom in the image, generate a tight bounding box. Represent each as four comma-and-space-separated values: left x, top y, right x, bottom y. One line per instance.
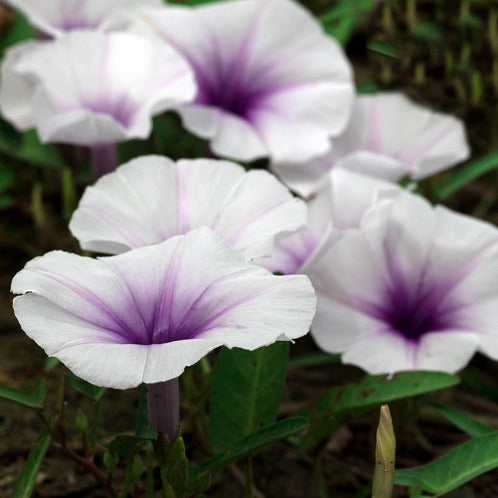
260, 168, 400, 274
5, 0, 162, 38
307, 192, 498, 374
0, 31, 195, 146
273, 92, 470, 197
129, 0, 353, 162
68, 156, 306, 260
12, 227, 316, 389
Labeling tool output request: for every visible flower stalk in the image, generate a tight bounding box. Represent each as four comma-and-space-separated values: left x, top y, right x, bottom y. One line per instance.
90, 143, 118, 179
147, 378, 180, 442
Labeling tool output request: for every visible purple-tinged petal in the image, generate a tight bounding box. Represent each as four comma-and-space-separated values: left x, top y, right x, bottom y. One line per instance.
0, 40, 43, 130
307, 191, 498, 374
2, 31, 195, 145
273, 92, 470, 196
5, 0, 163, 38
130, 0, 353, 162
12, 228, 316, 388
69, 155, 306, 261
260, 168, 400, 274
330, 93, 470, 180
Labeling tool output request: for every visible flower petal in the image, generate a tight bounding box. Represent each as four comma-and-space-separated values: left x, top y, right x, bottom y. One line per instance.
6, 31, 195, 145
5, 0, 163, 37
69, 155, 306, 260
307, 191, 498, 373
0, 41, 42, 130
133, 0, 353, 162
13, 228, 316, 388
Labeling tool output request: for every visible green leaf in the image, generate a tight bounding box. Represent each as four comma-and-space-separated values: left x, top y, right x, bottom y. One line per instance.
208, 343, 288, 454
412, 21, 443, 42
0, 14, 36, 54
0, 122, 64, 169
13, 430, 51, 498
288, 352, 340, 369
319, 0, 378, 45
194, 417, 309, 477
434, 151, 498, 199
367, 40, 400, 58
302, 371, 459, 451
433, 404, 494, 437
0, 379, 47, 409
135, 384, 157, 439
0, 164, 15, 192
67, 376, 106, 402
43, 357, 59, 373
395, 431, 498, 495
108, 435, 151, 458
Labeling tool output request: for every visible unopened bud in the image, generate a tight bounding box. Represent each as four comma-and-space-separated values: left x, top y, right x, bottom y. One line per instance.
103, 449, 119, 473
372, 405, 396, 498
75, 409, 88, 433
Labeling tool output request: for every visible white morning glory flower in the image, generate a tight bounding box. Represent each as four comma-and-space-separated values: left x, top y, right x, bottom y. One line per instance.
4, 0, 162, 38
273, 92, 470, 197
127, 0, 354, 163
12, 228, 315, 436
307, 192, 498, 374
260, 168, 400, 274
68, 155, 306, 261
12, 227, 316, 388
0, 31, 196, 175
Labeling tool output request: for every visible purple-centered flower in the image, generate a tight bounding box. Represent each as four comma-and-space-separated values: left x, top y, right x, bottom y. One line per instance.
306, 192, 498, 374
0, 31, 196, 176
68, 155, 306, 260
259, 168, 400, 275
127, 0, 353, 162
273, 92, 470, 197
12, 227, 316, 436
5, 0, 162, 38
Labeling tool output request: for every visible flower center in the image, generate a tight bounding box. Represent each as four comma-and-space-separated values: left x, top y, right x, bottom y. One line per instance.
379, 278, 458, 342
193, 57, 269, 120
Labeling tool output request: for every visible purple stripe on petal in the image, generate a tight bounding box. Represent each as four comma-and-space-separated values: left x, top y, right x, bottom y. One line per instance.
186, 280, 288, 338
226, 198, 290, 244
151, 245, 183, 344
29, 268, 137, 342
79, 205, 150, 247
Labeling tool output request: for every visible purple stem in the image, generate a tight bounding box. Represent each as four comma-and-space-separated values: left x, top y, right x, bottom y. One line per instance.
90, 143, 118, 179
147, 378, 180, 441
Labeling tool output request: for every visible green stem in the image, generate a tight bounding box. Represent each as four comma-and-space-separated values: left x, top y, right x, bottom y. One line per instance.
153, 436, 176, 498
31, 181, 46, 231
90, 399, 102, 456
119, 458, 135, 498
312, 457, 328, 498
56, 376, 66, 445
244, 458, 254, 498
61, 166, 76, 220
146, 449, 154, 498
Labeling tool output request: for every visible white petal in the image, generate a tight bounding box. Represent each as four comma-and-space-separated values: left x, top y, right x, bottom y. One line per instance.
13, 228, 316, 388
327, 168, 401, 230
306, 191, 498, 374
209, 112, 268, 161
9, 31, 195, 145
5, 0, 163, 37
342, 332, 418, 374
329, 93, 470, 180
70, 156, 306, 260
414, 332, 479, 373
0, 41, 42, 130
333, 152, 407, 182
137, 0, 353, 162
